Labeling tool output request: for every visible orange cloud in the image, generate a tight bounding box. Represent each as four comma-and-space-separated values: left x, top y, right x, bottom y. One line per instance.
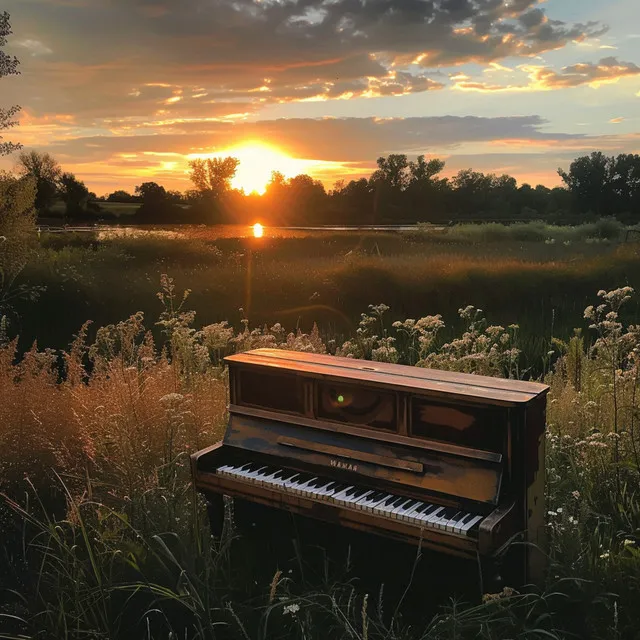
453, 57, 640, 92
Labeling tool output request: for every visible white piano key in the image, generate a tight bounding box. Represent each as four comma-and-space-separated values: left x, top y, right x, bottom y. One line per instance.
397, 501, 423, 522
245, 466, 269, 482
374, 496, 404, 516
331, 486, 356, 505
419, 506, 445, 524
390, 499, 414, 519
296, 477, 319, 496
458, 514, 483, 534
445, 512, 464, 532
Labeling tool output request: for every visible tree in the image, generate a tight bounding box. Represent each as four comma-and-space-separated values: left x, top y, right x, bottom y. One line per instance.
135, 181, 167, 206
166, 190, 184, 205
0, 172, 37, 310
107, 190, 138, 203
188, 157, 239, 200
408, 155, 445, 184
16, 150, 62, 213
59, 172, 90, 217
558, 151, 613, 216
134, 181, 183, 223
0, 12, 21, 157
371, 154, 410, 190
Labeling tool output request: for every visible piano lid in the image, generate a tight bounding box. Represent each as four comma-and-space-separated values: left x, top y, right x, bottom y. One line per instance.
224, 349, 549, 407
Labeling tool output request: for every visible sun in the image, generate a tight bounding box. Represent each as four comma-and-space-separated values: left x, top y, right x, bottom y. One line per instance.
201, 142, 315, 195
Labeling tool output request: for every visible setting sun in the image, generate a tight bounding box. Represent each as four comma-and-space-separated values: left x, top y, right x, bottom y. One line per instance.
253, 223, 264, 238
200, 142, 318, 195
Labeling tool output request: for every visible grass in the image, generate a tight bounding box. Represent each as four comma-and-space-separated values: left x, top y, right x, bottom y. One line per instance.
1, 277, 640, 638
8, 224, 640, 376
415, 218, 633, 244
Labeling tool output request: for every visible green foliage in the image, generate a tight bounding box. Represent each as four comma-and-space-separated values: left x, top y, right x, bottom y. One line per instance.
59, 171, 91, 217
17, 150, 62, 212
2, 283, 640, 638
559, 152, 640, 217
0, 11, 21, 157
424, 219, 628, 244
189, 157, 240, 200
0, 172, 37, 311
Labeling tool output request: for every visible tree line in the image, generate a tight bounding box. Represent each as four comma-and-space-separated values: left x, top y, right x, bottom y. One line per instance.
2, 12, 639, 227
13, 149, 640, 226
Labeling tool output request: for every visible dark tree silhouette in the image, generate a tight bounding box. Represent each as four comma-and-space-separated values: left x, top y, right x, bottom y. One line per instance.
188, 157, 239, 200
60, 173, 91, 218
16, 151, 62, 213
0, 12, 21, 156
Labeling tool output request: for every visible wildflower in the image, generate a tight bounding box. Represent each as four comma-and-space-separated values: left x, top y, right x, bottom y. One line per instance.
600, 551, 610, 559
283, 603, 300, 616
572, 490, 581, 499
623, 539, 635, 547
160, 393, 184, 404
556, 507, 563, 514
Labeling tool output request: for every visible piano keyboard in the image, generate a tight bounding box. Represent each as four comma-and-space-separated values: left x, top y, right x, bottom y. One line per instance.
216, 462, 484, 536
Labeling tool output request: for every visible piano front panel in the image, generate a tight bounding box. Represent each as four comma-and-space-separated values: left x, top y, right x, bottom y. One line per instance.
222, 414, 503, 506
316, 380, 398, 432
236, 367, 306, 416
410, 397, 508, 453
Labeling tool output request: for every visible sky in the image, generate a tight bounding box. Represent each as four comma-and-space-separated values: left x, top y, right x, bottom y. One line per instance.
1, 0, 639, 195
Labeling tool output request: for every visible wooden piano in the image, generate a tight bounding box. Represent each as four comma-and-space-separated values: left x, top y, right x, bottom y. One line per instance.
191, 348, 549, 587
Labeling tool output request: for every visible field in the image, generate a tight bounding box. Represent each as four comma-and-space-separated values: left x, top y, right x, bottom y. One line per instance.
1, 221, 640, 639
11, 219, 640, 374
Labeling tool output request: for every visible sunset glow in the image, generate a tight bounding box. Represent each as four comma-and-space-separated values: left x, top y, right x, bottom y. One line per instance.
200, 142, 319, 195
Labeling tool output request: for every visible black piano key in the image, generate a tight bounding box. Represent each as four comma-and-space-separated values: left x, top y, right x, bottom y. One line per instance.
351, 488, 368, 498
399, 499, 419, 512
435, 507, 458, 527
411, 504, 431, 517
293, 473, 314, 484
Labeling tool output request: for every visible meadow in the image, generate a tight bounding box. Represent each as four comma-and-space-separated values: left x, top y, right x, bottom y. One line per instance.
1, 221, 640, 639
11, 218, 640, 375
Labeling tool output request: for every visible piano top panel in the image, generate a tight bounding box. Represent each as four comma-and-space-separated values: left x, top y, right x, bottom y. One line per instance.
225, 349, 549, 407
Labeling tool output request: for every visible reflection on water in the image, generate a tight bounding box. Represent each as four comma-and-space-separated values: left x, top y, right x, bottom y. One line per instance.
37, 223, 430, 241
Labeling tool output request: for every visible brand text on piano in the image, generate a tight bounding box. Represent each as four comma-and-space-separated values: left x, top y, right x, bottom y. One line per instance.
330, 459, 359, 472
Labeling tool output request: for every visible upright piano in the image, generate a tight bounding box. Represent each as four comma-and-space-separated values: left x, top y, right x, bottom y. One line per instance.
191, 348, 549, 587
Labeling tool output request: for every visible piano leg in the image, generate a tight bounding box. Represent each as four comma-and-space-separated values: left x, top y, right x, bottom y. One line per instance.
479, 555, 504, 596
205, 494, 226, 539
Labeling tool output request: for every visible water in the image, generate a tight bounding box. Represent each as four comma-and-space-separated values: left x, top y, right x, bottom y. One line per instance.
37, 223, 440, 240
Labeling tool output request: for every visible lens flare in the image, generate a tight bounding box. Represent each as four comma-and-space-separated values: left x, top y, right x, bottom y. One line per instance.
253, 223, 264, 238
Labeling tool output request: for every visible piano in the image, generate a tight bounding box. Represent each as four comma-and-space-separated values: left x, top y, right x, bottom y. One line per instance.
191, 348, 549, 587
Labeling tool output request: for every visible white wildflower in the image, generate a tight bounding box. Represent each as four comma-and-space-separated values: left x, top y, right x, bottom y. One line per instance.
283, 603, 300, 616
160, 393, 184, 404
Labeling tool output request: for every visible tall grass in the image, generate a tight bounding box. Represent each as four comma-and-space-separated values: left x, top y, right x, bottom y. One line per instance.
10, 226, 640, 375
1, 279, 640, 638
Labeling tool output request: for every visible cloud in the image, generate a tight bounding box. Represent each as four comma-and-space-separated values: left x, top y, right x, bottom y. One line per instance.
5, 0, 607, 125
453, 56, 640, 91
16, 39, 53, 56
527, 57, 640, 88
38, 115, 582, 165
609, 117, 624, 123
